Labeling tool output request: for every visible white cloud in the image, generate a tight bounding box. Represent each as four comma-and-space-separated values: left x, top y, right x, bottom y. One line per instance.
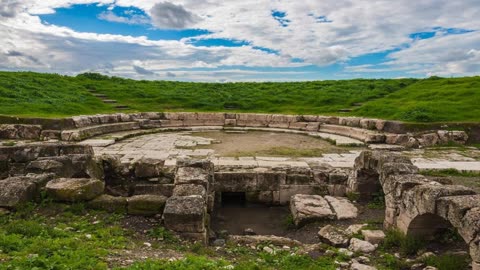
150, 2, 201, 29
0, 0, 479, 80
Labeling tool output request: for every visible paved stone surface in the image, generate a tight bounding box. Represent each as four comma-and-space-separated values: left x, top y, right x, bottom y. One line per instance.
87, 130, 480, 172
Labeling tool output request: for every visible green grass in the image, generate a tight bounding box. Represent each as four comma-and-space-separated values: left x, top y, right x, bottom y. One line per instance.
421, 168, 480, 177
423, 254, 470, 270
1, 71, 479, 122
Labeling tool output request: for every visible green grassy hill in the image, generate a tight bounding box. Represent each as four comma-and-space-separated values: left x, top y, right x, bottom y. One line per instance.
0, 71, 479, 122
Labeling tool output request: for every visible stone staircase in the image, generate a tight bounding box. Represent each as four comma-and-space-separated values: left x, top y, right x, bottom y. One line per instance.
88, 89, 130, 111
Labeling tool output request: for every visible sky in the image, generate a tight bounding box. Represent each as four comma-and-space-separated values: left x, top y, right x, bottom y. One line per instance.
0, 0, 479, 82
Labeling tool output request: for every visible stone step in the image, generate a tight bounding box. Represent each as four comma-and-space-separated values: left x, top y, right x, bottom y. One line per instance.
115, 105, 129, 110
60, 122, 141, 141
102, 99, 118, 104
319, 124, 386, 143
338, 109, 353, 113
92, 94, 108, 98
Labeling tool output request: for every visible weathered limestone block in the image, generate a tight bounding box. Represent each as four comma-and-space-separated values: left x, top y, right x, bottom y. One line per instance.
0, 124, 42, 139
385, 134, 409, 145
318, 225, 349, 247
163, 195, 206, 233
348, 238, 376, 253
327, 184, 347, 197
87, 194, 127, 213
135, 158, 165, 178
436, 195, 480, 233
329, 170, 349, 184
325, 196, 358, 220
61, 122, 141, 141
236, 113, 271, 127
300, 115, 319, 122
127, 194, 167, 215
214, 171, 257, 192
418, 133, 440, 147
40, 130, 61, 140
133, 183, 174, 197
402, 184, 475, 217
175, 167, 210, 189
286, 173, 313, 185
46, 178, 104, 202
317, 116, 339, 125
173, 184, 206, 198
290, 194, 335, 226
224, 119, 237, 126
26, 159, 65, 174
361, 230, 385, 244
0, 177, 38, 208
339, 117, 361, 127
229, 235, 302, 247
351, 262, 377, 270
360, 119, 377, 130
280, 185, 328, 204
246, 191, 274, 204
257, 172, 286, 190
437, 130, 468, 145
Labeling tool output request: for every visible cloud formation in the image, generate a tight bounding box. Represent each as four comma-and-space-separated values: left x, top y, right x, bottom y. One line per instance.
0, 0, 478, 81
150, 2, 200, 29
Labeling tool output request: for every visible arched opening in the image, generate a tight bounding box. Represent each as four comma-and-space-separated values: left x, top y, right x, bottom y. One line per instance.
355, 168, 382, 201
406, 214, 471, 268
407, 213, 453, 240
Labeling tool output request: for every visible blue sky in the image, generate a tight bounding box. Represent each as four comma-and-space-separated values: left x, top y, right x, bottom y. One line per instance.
0, 1, 479, 81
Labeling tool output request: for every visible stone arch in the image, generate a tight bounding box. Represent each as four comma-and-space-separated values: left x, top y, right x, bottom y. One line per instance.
349, 151, 480, 269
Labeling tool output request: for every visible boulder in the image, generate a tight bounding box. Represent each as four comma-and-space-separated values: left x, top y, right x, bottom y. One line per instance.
0, 178, 38, 208
88, 194, 127, 213
318, 225, 349, 247
346, 224, 368, 235
46, 178, 104, 202
290, 194, 335, 226
163, 195, 206, 233
350, 262, 377, 270
127, 194, 167, 216
324, 196, 358, 220
349, 238, 376, 253
361, 230, 385, 245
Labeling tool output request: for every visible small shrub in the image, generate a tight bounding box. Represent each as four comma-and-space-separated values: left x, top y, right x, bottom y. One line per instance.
283, 214, 296, 230
382, 229, 425, 256
148, 227, 177, 243
1, 141, 16, 146
346, 192, 360, 201
423, 254, 470, 270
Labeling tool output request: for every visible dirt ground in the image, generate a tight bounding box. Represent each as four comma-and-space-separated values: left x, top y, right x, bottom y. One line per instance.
191, 130, 363, 157
211, 203, 385, 245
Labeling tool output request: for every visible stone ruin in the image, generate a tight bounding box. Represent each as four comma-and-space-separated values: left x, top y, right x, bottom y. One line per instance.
0, 112, 479, 269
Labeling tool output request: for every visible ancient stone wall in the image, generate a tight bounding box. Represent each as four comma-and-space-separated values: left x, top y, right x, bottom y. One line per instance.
348, 150, 480, 269
0, 112, 471, 147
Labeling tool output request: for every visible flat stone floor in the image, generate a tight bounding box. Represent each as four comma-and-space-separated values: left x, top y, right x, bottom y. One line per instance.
85, 130, 480, 172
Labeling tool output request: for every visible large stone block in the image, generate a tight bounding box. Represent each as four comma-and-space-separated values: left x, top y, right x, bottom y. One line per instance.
127, 194, 167, 216
0, 178, 38, 208
163, 195, 206, 233
46, 178, 104, 202
173, 184, 206, 198
133, 183, 174, 197
279, 185, 328, 204
87, 194, 127, 213
257, 172, 286, 190
214, 171, 257, 192
290, 194, 335, 226
175, 167, 210, 189
135, 158, 165, 178
324, 196, 358, 220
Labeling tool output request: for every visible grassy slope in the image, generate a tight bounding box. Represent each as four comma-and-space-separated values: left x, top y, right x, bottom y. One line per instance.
0, 71, 479, 122
0, 72, 114, 117
353, 76, 480, 122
